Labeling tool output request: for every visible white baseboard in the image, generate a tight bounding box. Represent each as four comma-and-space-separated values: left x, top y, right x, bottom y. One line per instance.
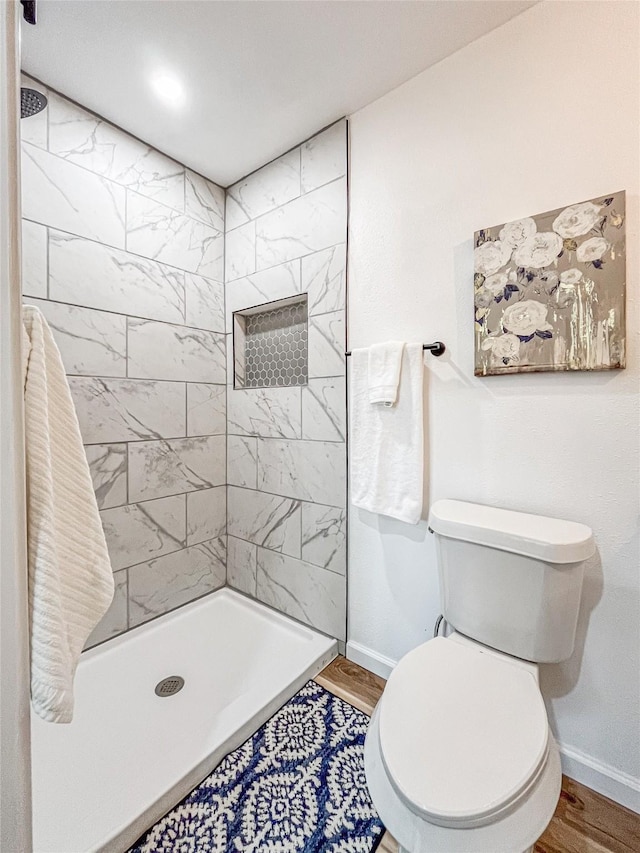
347, 641, 640, 814
346, 640, 397, 680
558, 742, 640, 814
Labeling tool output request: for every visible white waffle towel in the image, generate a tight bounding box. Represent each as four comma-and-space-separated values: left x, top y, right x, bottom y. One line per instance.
22, 305, 114, 723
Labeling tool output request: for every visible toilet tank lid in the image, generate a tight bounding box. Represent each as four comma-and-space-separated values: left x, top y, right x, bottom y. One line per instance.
428, 500, 595, 564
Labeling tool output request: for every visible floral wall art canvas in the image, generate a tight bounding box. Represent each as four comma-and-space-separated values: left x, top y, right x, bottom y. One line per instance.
474, 191, 626, 376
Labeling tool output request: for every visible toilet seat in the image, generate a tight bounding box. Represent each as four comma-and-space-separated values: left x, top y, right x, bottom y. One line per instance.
378, 637, 549, 830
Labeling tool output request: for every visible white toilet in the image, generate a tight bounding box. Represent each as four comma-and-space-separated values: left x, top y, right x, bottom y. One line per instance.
364, 499, 595, 853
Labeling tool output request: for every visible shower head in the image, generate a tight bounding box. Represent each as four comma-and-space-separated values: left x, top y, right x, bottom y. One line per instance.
21, 87, 47, 119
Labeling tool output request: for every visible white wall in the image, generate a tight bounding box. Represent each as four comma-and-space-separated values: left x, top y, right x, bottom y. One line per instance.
347, 0, 639, 809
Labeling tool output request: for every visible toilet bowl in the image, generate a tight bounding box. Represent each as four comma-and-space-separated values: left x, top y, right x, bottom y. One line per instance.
364, 633, 562, 853
363, 500, 595, 853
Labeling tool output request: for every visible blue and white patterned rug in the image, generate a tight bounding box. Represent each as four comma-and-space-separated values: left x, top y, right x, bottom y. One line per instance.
129, 680, 385, 852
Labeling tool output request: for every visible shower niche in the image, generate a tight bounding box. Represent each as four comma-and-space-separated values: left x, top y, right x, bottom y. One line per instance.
233, 294, 308, 389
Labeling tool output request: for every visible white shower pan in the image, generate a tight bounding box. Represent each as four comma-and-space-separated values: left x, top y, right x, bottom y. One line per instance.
31, 588, 337, 852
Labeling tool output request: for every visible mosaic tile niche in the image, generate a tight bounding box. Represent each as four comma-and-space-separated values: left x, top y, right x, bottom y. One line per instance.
234, 294, 308, 389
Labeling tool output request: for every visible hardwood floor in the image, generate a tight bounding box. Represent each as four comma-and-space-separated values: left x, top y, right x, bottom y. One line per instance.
316, 656, 640, 853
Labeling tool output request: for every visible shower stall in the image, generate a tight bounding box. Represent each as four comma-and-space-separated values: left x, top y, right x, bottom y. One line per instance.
5, 9, 349, 846
18, 79, 348, 648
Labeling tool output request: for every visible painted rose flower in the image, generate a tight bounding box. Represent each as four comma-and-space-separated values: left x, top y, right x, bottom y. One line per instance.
539, 270, 559, 291
475, 288, 493, 309
474, 240, 511, 275
513, 232, 563, 269
499, 218, 537, 249
484, 272, 508, 295
481, 333, 520, 362
560, 268, 583, 285
502, 300, 552, 337
552, 201, 602, 239
576, 236, 608, 263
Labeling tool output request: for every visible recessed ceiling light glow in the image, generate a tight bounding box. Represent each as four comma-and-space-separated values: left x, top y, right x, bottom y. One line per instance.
150, 72, 185, 108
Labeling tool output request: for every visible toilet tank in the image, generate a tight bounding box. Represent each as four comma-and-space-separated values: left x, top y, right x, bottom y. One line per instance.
428, 500, 595, 663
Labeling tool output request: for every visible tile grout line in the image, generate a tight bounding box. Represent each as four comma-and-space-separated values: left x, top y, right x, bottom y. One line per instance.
224, 172, 345, 238
227, 481, 346, 512
28, 203, 343, 291
123, 183, 128, 252
25, 280, 226, 333
22, 202, 224, 282
104, 533, 226, 590
184, 490, 189, 549
222, 189, 230, 587
82, 431, 226, 447
226, 533, 344, 578
99, 484, 225, 511
45, 224, 50, 299
225, 246, 346, 291
184, 380, 189, 438
22, 132, 214, 222
66, 371, 227, 387
228, 483, 345, 514
125, 437, 130, 506
125, 568, 130, 632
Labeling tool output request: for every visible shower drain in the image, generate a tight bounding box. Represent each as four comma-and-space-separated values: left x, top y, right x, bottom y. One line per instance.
155, 676, 185, 697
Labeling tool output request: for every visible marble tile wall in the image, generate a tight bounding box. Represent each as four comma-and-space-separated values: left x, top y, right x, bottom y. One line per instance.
20, 76, 227, 647
225, 120, 348, 642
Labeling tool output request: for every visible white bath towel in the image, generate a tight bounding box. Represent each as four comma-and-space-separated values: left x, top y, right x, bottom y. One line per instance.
22, 305, 114, 723
368, 341, 405, 405
350, 343, 424, 524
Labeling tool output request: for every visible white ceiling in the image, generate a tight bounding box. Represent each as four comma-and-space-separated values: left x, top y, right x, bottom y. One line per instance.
21, 0, 536, 186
